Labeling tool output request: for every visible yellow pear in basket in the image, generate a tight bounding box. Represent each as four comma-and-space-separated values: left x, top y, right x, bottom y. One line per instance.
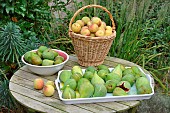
100, 21, 106, 29
106, 26, 112, 31
88, 24, 99, 33
98, 27, 105, 32
71, 23, 81, 33
82, 16, 90, 25
90, 33, 95, 37
105, 29, 112, 36
92, 17, 102, 26
87, 21, 92, 27
80, 28, 90, 36
76, 20, 84, 27
81, 26, 88, 30
95, 30, 105, 37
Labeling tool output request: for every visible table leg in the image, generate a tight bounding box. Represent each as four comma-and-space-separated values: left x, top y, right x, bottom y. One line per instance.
128, 106, 138, 113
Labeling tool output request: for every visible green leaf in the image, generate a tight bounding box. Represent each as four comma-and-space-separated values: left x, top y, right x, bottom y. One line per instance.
1, 3, 6, 7
5, 6, 14, 14
34, 0, 41, 5
28, 14, 34, 19
20, 6, 26, 11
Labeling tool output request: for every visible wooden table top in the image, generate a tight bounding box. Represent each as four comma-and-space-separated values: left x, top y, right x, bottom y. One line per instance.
9, 55, 154, 113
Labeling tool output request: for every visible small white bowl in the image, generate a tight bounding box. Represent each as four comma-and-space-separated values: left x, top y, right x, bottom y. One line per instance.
21, 49, 69, 76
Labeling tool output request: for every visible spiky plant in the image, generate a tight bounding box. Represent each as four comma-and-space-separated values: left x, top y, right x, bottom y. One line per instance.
0, 69, 17, 111
0, 22, 27, 67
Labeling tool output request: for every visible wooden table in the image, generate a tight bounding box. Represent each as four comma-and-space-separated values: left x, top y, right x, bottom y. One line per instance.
9, 55, 154, 113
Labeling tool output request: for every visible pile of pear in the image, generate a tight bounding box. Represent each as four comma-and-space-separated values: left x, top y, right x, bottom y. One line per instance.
24, 46, 64, 66
59, 64, 152, 99
71, 16, 113, 37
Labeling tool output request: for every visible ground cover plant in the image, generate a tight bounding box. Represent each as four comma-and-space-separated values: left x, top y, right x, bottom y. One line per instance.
0, 0, 169, 112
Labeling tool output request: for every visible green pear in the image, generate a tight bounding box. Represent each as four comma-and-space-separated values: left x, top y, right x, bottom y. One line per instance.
131, 66, 141, 74
83, 71, 94, 80
62, 85, 76, 99
55, 55, 64, 61
38, 46, 48, 53
105, 80, 117, 93
131, 66, 143, 79
97, 64, 110, 73
79, 82, 94, 98
61, 79, 77, 90
136, 77, 150, 89
122, 74, 135, 86
93, 84, 107, 97
71, 72, 82, 82
120, 64, 126, 71
98, 69, 108, 80
42, 49, 55, 60
123, 68, 134, 76
59, 70, 72, 83
71, 66, 83, 76
24, 51, 32, 63
137, 84, 152, 94
31, 53, 42, 65
111, 64, 122, 78
77, 78, 90, 90
36, 50, 42, 58
113, 87, 127, 96
52, 50, 58, 57
105, 73, 121, 84
75, 91, 80, 98
85, 66, 96, 73
117, 81, 131, 93
91, 71, 105, 85
54, 58, 63, 64
42, 59, 54, 66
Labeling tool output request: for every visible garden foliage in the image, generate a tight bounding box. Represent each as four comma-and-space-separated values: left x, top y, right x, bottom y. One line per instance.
0, 0, 169, 111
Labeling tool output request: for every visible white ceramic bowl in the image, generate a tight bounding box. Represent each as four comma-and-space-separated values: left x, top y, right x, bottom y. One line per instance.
21, 49, 69, 76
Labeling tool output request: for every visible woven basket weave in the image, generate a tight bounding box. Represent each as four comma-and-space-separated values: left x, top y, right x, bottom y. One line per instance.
69, 5, 116, 66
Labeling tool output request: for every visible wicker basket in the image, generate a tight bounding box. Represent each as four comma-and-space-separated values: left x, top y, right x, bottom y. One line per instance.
69, 5, 116, 66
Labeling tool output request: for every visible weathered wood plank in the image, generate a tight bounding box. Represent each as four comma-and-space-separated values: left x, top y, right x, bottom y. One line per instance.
97, 102, 129, 112
75, 104, 116, 113
10, 82, 93, 113
10, 91, 65, 113
118, 101, 140, 108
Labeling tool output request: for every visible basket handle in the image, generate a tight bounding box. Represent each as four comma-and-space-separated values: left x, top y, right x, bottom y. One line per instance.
69, 4, 116, 32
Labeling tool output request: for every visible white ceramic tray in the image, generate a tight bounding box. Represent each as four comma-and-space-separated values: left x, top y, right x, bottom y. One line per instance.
55, 67, 154, 104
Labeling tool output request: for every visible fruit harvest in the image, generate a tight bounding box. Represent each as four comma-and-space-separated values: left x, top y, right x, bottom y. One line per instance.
71, 16, 113, 37
24, 46, 64, 66
59, 64, 152, 99
33, 78, 55, 97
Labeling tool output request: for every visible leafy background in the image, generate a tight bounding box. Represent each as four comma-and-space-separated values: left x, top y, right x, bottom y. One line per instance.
0, 0, 169, 112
